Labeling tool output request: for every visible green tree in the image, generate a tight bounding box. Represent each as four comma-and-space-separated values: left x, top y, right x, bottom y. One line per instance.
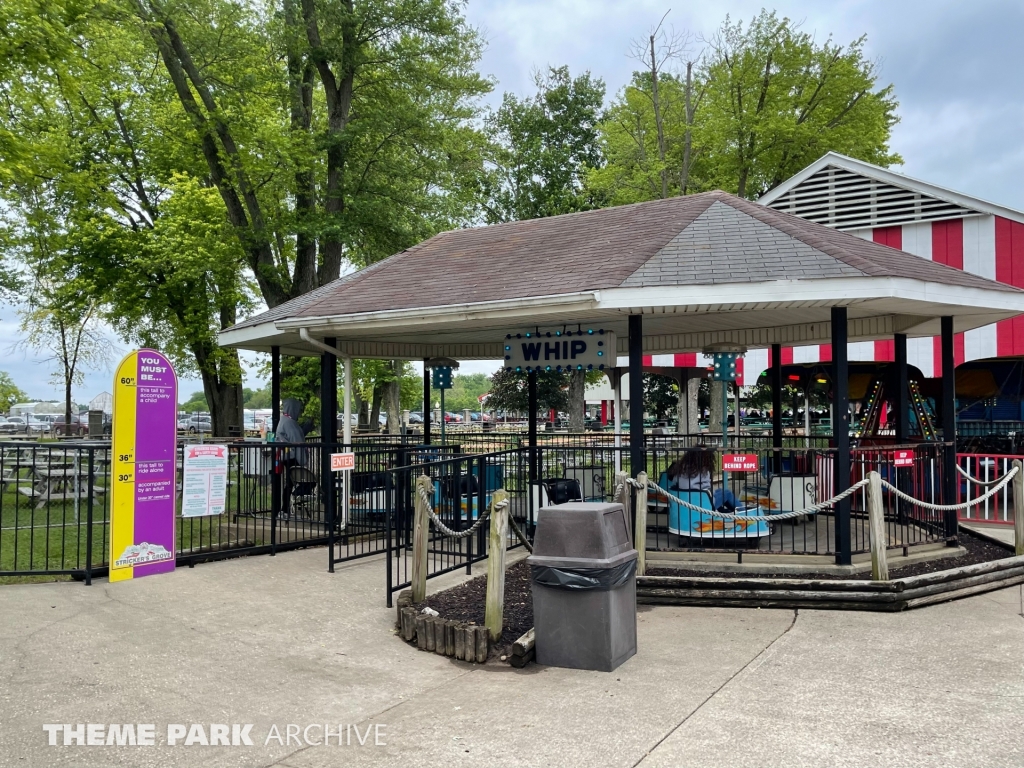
0, 0, 491, 436
0, 372, 28, 412
643, 373, 678, 421
481, 67, 604, 430
700, 11, 900, 197
179, 391, 209, 413
244, 386, 273, 409
593, 10, 899, 202
485, 369, 568, 415
481, 66, 605, 223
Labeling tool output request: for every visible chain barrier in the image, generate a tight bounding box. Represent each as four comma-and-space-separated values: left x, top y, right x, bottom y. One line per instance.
881, 463, 1018, 512
629, 477, 871, 522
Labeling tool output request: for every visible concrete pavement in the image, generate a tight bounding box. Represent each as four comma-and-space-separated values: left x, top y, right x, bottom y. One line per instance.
1, 547, 1023, 767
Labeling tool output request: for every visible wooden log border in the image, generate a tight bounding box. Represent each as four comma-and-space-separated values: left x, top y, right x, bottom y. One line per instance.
396, 552, 1024, 668
394, 590, 491, 663
636, 553, 1024, 612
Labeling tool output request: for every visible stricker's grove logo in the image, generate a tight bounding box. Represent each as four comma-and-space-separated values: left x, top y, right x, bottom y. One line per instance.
114, 542, 172, 568
44, 723, 386, 748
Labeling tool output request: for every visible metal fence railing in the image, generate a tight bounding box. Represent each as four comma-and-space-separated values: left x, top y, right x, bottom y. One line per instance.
0, 433, 962, 585
0, 440, 415, 580
956, 453, 1021, 525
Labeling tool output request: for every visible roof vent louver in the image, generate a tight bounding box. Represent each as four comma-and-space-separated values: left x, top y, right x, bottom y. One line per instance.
766, 165, 978, 230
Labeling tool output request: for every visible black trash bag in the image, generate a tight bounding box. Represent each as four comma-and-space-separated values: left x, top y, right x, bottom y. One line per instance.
530, 559, 636, 591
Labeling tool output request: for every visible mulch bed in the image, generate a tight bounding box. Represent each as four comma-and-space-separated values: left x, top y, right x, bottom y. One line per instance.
646, 530, 1011, 580
416, 560, 534, 657
415, 532, 1012, 649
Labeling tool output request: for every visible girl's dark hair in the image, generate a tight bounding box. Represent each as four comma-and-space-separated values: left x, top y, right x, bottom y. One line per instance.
667, 447, 714, 477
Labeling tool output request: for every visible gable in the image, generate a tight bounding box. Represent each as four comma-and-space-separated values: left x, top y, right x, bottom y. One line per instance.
765, 163, 981, 231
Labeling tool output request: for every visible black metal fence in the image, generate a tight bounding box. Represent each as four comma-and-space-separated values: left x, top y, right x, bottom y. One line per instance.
2, 434, 955, 586
0, 439, 419, 581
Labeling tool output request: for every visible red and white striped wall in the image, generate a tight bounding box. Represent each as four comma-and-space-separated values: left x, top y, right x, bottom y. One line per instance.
690, 214, 1024, 385
624, 214, 1024, 386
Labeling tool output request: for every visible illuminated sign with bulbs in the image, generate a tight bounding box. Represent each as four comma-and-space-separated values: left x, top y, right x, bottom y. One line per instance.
503, 328, 615, 373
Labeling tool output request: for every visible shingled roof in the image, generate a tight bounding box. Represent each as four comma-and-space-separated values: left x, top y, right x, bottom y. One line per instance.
221, 189, 1024, 359
231, 190, 1017, 334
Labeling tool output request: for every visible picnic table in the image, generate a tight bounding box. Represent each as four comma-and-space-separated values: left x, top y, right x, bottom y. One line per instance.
16, 463, 108, 509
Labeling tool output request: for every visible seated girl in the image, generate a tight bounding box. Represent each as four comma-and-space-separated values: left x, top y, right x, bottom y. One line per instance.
666, 448, 737, 511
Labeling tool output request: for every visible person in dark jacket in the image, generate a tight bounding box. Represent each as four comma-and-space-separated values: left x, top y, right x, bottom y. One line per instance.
275, 398, 307, 517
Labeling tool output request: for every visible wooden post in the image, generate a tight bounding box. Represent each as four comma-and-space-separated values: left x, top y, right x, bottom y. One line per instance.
635, 471, 648, 576
412, 474, 432, 603
485, 490, 510, 643
867, 471, 889, 581
614, 471, 632, 544
1013, 460, 1024, 557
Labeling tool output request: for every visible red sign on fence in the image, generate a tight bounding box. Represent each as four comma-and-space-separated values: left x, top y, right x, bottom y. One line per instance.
722, 453, 759, 472
893, 449, 915, 467
330, 452, 355, 471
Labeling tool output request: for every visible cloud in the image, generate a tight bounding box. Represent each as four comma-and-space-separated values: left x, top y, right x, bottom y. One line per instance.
465, 0, 1024, 209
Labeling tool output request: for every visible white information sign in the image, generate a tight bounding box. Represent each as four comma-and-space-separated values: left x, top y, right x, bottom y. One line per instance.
181, 445, 229, 518
503, 329, 615, 373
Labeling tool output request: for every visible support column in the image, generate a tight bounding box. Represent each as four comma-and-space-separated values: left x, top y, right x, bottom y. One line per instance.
941, 316, 958, 541
422, 360, 431, 445
321, 339, 338, 536
528, 370, 538, 485
612, 369, 622, 473
628, 314, 645, 475
677, 369, 688, 434
894, 334, 909, 443
271, 346, 281, 555
831, 308, 851, 566
771, 343, 783, 473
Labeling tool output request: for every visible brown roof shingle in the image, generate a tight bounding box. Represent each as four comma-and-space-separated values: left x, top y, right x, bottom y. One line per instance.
232, 190, 1019, 331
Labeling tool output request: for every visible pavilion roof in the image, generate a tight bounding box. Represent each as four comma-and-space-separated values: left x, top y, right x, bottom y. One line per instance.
221, 190, 1024, 359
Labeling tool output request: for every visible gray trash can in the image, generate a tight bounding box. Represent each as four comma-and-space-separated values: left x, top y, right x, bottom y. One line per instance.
527, 502, 638, 672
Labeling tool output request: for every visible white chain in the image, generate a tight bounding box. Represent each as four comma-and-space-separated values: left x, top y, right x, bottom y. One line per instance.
629, 477, 871, 521
881, 464, 1018, 512
416, 479, 509, 539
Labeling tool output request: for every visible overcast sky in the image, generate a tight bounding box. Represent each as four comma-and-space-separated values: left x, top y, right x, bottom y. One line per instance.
3, 0, 1021, 404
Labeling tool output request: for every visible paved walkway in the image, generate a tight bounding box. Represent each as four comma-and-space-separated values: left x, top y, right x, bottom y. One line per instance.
2, 548, 1023, 767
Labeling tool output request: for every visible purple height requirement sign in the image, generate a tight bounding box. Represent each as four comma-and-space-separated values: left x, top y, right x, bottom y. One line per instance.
131, 351, 178, 578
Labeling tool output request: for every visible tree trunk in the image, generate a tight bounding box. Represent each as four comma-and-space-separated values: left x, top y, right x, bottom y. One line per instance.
370, 385, 383, 432
385, 360, 402, 435
649, 35, 668, 199
710, 380, 725, 437
686, 375, 701, 433
204, 375, 244, 438
193, 344, 244, 438
681, 61, 694, 194
568, 370, 586, 432
65, 376, 73, 437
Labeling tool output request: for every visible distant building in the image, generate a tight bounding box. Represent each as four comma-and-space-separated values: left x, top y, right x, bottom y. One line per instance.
89, 392, 113, 414
9, 402, 63, 416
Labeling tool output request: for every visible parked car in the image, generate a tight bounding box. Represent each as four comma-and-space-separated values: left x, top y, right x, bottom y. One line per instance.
53, 413, 88, 436
408, 411, 423, 424
26, 414, 56, 433
2, 416, 27, 433
180, 415, 212, 434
